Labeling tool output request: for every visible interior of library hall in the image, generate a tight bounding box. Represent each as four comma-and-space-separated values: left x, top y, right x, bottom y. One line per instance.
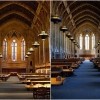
1, 0, 100, 100
0, 1, 50, 99
51, 1, 100, 99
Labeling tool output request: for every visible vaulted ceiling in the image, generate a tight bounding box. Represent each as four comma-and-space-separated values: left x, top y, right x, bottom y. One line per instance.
0, 1, 50, 35
52, 1, 100, 33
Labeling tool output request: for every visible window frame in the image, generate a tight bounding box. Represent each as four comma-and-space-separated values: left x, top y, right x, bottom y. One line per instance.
3, 38, 7, 60
21, 39, 26, 61
11, 39, 17, 61
85, 34, 89, 50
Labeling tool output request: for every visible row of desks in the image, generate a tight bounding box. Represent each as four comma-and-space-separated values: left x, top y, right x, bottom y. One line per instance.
0, 74, 10, 81
20, 73, 51, 99
51, 58, 81, 85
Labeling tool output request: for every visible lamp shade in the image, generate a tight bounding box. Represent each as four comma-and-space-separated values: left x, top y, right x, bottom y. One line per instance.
29, 47, 34, 52
60, 26, 68, 33
51, 14, 61, 24
70, 36, 74, 41
38, 31, 48, 40
74, 42, 77, 45
25, 55, 29, 58
26, 51, 31, 55
32, 41, 40, 48
73, 40, 76, 43
66, 32, 71, 38
0, 54, 2, 58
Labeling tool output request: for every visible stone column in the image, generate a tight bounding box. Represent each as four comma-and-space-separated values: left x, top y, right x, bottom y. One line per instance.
83, 34, 85, 53
67, 37, 70, 55
65, 36, 67, 58
32, 51, 35, 73
0, 55, 3, 73
25, 56, 29, 73
89, 34, 91, 51
0, 34, 2, 53
56, 24, 60, 58
54, 23, 57, 58
51, 22, 55, 59
59, 31, 62, 58
60, 31, 63, 59
66, 36, 68, 58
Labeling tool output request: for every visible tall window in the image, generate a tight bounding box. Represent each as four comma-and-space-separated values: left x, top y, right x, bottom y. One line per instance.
92, 34, 95, 49
85, 34, 89, 50
21, 39, 25, 61
3, 39, 7, 60
79, 34, 83, 49
12, 39, 17, 61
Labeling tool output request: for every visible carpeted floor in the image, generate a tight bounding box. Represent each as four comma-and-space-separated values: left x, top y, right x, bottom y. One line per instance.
51, 60, 100, 99
0, 76, 33, 99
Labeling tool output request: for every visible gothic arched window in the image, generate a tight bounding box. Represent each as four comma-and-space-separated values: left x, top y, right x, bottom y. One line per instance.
12, 39, 17, 61
21, 39, 25, 61
3, 38, 7, 60
92, 34, 95, 49
85, 34, 89, 50
79, 34, 83, 49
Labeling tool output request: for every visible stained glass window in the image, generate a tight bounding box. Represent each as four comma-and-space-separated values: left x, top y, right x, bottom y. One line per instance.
3, 39, 7, 60
85, 34, 89, 50
12, 39, 17, 61
21, 39, 25, 61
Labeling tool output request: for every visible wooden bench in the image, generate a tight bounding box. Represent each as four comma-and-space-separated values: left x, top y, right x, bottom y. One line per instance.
51, 67, 65, 85
92, 58, 100, 70
0, 74, 10, 81
18, 73, 50, 81
51, 58, 81, 77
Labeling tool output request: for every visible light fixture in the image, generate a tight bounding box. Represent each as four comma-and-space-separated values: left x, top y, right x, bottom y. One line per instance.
51, 14, 61, 24
32, 41, 40, 48
74, 42, 77, 45
0, 54, 2, 58
70, 36, 74, 41
29, 47, 34, 52
38, 31, 48, 40
73, 40, 76, 43
25, 55, 29, 58
66, 32, 71, 38
26, 51, 31, 55
60, 26, 68, 32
